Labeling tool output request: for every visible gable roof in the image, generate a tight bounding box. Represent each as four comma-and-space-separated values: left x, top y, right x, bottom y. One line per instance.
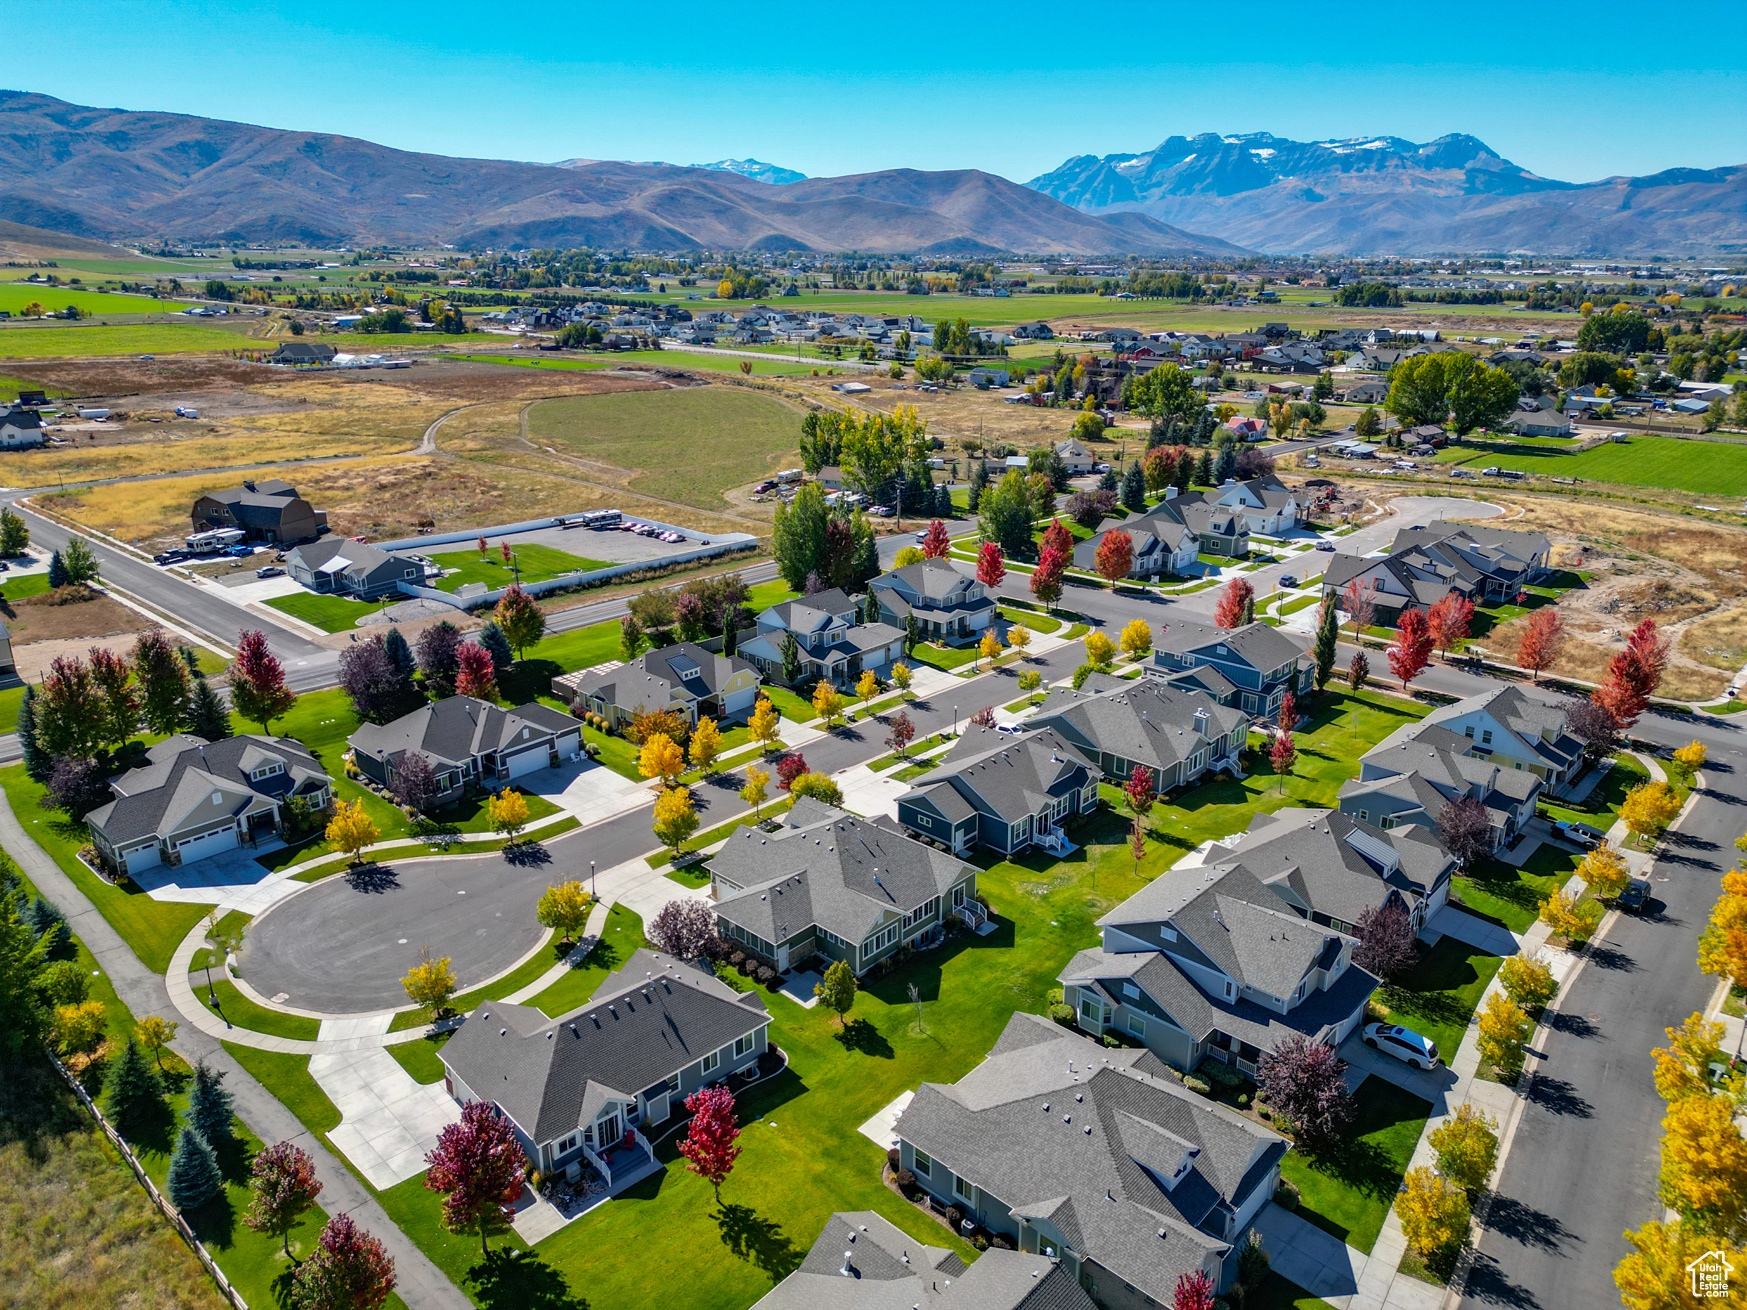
440, 949, 769, 1144
348, 695, 576, 769
286, 536, 401, 580
567, 642, 758, 711
902, 727, 1098, 826
1422, 685, 1581, 772
1030, 679, 1248, 774
1154, 618, 1308, 675
86, 733, 327, 846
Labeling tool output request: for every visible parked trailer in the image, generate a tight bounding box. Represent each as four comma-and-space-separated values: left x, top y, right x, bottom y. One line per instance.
558, 510, 622, 529
185, 527, 246, 553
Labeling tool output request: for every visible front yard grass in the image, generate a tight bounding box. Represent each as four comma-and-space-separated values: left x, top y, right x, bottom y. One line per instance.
428, 543, 611, 592
999, 606, 1062, 634
1372, 938, 1504, 1063
1278, 1077, 1432, 1255
1454, 846, 1579, 934
647, 798, 793, 869
197, 975, 322, 1042
387, 932, 577, 1033
387, 1030, 453, 1085
263, 590, 384, 632
908, 641, 980, 673
525, 904, 651, 1019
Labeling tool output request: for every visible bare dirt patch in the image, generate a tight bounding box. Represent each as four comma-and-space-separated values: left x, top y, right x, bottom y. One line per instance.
2, 356, 277, 398
10, 631, 155, 682
5, 589, 142, 647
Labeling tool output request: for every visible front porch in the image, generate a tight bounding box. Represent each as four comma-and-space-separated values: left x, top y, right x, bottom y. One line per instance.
511, 1130, 662, 1244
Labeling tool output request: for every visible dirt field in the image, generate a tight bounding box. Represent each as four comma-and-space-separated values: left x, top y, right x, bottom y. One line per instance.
2, 588, 143, 648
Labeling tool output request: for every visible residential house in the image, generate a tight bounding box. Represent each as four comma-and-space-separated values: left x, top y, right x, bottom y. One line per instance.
1505, 409, 1574, 437
1206, 475, 1300, 536
1149, 620, 1314, 719
267, 341, 336, 365
754, 1211, 1095, 1310
283, 537, 418, 600
1321, 520, 1550, 622
967, 367, 1011, 388
348, 695, 582, 802
896, 726, 1100, 858
192, 478, 326, 545
1339, 723, 1542, 855
1053, 437, 1096, 474
439, 949, 770, 1188
0, 404, 47, 449
894, 1014, 1289, 1302
1415, 685, 1584, 788
869, 558, 997, 646
712, 798, 982, 975
86, 734, 333, 876
1341, 379, 1389, 405
1012, 320, 1055, 340
1059, 835, 1383, 1075
1222, 416, 1267, 443
1027, 677, 1249, 797
734, 589, 906, 689
1072, 499, 1201, 581
558, 642, 762, 729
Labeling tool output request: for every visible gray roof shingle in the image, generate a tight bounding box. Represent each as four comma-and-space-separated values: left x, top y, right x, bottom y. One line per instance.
348, 695, 576, 771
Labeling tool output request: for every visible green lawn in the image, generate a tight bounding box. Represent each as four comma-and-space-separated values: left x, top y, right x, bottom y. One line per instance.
572, 347, 827, 377
196, 975, 322, 1041
0, 571, 53, 604
521, 904, 652, 1019
222, 1044, 343, 1139
1278, 1077, 1432, 1255
388, 933, 578, 1033
263, 590, 382, 632
1373, 938, 1504, 1063
1454, 845, 1580, 934
999, 606, 1062, 634
0, 322, 259, 358
908, 642, 980, 673
759, 685, 818, 723
1449, 434, 1747, 497
647, 797, 793, 869
388, 1030, 453, 1085
0, 284, 191, 315
445, 354, 609, 372
429, 544, 611, 592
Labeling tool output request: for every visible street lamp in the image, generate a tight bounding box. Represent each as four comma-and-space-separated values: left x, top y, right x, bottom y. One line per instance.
952, 704, 957, 736
590, 859, 596, 898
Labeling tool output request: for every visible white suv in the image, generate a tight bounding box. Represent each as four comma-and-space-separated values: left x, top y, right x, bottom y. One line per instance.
1362, 1023, 1442, 1070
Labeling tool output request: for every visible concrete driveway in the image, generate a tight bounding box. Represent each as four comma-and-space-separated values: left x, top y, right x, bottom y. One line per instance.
522, 755, 653, 828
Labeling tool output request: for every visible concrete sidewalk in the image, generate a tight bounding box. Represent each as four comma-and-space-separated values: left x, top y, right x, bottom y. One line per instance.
311, 1040, 458, 1189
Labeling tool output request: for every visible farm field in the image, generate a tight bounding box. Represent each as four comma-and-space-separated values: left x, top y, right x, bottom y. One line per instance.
4, 432, 409, 488
526, 385, 801, 511
1446, 434, 1747, 496
429, 542, 610, 590
0, 284, 192, 315
0, 321, 263, 358
573, 347, 827, 377
446, 352, 609, 371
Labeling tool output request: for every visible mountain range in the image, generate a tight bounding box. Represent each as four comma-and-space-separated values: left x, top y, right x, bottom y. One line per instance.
695, 159, 806, 185
1026, 133, 1747, 257
0, 92, 1238, 256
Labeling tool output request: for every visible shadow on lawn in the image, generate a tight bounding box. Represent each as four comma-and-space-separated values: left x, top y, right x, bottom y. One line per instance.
835, 1017, 895, 1059
716, 1202, 802, 1281
466, 1247, 589, 1310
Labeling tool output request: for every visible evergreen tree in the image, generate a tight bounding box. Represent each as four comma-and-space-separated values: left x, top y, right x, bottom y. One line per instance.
0, 882, 52, 1057
179, 646, 202, 678
477, 622, 513, 673
1214, 444, 1237, 483
25, 896, 68, 954
1121, 463, 1146, 513
863, 591, 880, 624
102, 1038, 167, 1140
1241, 592, 1255, 626
16, 684, 47, 782
1173, 453, 1193, 495
934, 482, 953, 517
906, 612, 921, 652
46, 550, 68, 589
167, 1126, 223, 1210
185, 676, 232, 741
968, 458, 989, 512
1313, 600, 1339, 690
382, 628, 417, 681
186, 1060, 235, 1150
1097, 466, 1119, 492
1193, 450, 1213, 486
850, 517, 880, 589
722, 617, 737, 657
780, 632, 801, 686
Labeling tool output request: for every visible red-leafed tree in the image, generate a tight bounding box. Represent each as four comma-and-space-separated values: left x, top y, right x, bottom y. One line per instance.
976, 541, 1006, 589
424, 1100, 528, 1255
1030, 547, 1066, 610
1387, 608, 1434, 690
476, 532, 488, 555
921, 520, 952, 560
678, 1085, 742, 1203
1124, 764, 1156, 821
1353, 901, 1418, 980
1425, 593, 1475, 658
87, 646, 139, 749
243, 1140, 323, 1256
969, 706, 996, 729
229, 629, 297, 734
1143, 445, 1179, 492
1041, 517, 1074, 558
1214, 577, 1254, 630
885, 710, 916, 758
1437, 795, 1494, 867
1174, 1270, 1216, 1310
500, 540, 513, 565
1342, 577, 1378, 637
290, 1212, 396, 1310
453, 641, 499, 701
775, 753, 808, 791
1094, 530, 1134, 587
1270, 730, 1296, 792
1277, 689, 1298, 736
1515, 606, 1566, 682
1594, 618, 1670, 730
1259, 1032, 1354, 1147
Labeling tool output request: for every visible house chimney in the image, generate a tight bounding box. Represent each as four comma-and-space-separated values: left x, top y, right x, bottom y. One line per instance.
243, 479, 256, 492
1165, 486, 1178, 501
1193, 708, 1209, 734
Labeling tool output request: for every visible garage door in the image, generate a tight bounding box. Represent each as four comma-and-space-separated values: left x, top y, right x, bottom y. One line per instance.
555, 729, 582, 760
124, 845, 161, 874
176, 826, 239, 865
505, 747, 549, 780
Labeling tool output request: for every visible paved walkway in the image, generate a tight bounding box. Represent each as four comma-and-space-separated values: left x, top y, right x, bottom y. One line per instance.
1425, 904, 1523, 956
311, 1038, 458, 1189
523, 754, 654, 827
856, 1091, 913, 1151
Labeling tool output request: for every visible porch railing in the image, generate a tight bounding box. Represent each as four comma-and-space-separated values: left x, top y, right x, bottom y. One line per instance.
583, 1141, 613, 1188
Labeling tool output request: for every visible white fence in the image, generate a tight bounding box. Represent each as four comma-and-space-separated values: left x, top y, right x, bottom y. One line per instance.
46, 1051, 249, 1309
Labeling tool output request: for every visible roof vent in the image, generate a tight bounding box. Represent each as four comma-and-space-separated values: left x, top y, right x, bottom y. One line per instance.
499, 1028, 507, 1036
840, 1252, 855, 1277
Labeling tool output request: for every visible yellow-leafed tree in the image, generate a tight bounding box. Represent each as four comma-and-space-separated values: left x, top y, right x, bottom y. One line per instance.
536, 880, 592, 944
1119, 617, 1153, 659
748, 697, 782, 752
688, 717, 723, 775
54, 1000, 107, 1056
1614, 1221, 1746, 1310
1538, 888, 1602, 942
1395, 1167, 1471, 1258
1652, 1011, 1732, 1104
740, 764, 770, 820
488, 789, 529, 840
1427, 1103, 1500, 1191
1476, 992, 1532, 1071
1698, 868, 1747, 990
1498, 952, 1558, 1011
1084, 631, 1116, 671
403, 949, 457, 1017
1659, 1090, 1747, 1237
812, 680, 847, 727
1007, 624, 1032, 656
1673, 740, 1707, 774
135, 1014, 178, 1068
639, 732, 685, 786
1577, 843, 1630, 899
652, 785, 699, 857
1622, 780, 1682, 839
978, 628, 1003, 669
891, 663, 914, 697
856, 669, 880, 711
325, 798, 381, 864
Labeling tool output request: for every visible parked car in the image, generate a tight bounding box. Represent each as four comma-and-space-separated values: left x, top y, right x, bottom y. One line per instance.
659, 531, 683, 543
1618, 876, 1651, 912
869, 505, 893, 517
915, 528, 930, 544
751, 480, 775, 494
994, 722, 1024, 737
1554, 819, 1606, 848
1280, 574, 1297, 588
1315, 541, 1336, 551
255, 566, 284, 579
1362, 1023, 1442, 1070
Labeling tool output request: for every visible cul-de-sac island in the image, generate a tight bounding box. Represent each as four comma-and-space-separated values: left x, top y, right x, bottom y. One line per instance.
1, 26, 1745, 1310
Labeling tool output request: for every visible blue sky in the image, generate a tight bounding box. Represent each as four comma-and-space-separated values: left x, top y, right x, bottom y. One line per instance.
15, 0, 1745, 183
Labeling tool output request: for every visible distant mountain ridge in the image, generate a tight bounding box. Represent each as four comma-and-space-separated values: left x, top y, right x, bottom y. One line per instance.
694, 158, 806, 184
1027, 132, 1747, 256
0, 91, 1241, 256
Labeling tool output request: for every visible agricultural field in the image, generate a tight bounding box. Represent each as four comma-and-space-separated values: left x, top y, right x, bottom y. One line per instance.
526, 385, 802, 512
4, 431, 410, 489
0, 283, 191, 315
1444, 434, 1747, 497
0, 321, 264, 358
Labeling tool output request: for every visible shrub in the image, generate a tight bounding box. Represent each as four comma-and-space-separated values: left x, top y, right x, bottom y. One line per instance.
894, 1169, 917, 1194
1047, 1002, 1074, 1025
991, 1233, 1015, 1250
1237, 1093, 1250, 1106
945, 1205, 964, 1230
1276, 1179, 1301, 1211
1046, 986, 1064, 1005
972, 1234, 989, 1251
738, 958, 755, 976
1183, 1076, 1211, 1095
887, 1147, 901, 1170
1202, 1061, 1246, 1090
756, 964, 776, 985
729, 950, 746, 967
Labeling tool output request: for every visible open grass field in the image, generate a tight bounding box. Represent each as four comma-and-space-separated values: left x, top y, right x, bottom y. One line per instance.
578, 347, 829, 377
429, 543, 610, 591
0, 370, 70, 398
264, 590, 381, 631
527, 385, 801, 512
1446, 435, 1747, 497
446, 353, 609, 371
0, 322, 264, 358
0, 284, 191, 315
6, 431, 409, 489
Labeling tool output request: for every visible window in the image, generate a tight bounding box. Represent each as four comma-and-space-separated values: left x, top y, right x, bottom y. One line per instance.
556, 1132, 581, 1157
952, 885, 966, 907
1464, 725, 1475, 739
1355, 809, 1369, 823
1127, 1014, 1146, 1037
915, 815, 932, 828
1481, 729, 1493, 746
863, 923, 899, 957
904, 897, 940, 930
701, 1050, 721, 1075
1121, 981, 1139, 1000
953, 1173, 976, 1203
666, 1073, 680, 1093
1381, 815, 1397, 830
912, 1149, 933, 1178
733, 1033, 755, 1058
1080, 996, 1102, 1023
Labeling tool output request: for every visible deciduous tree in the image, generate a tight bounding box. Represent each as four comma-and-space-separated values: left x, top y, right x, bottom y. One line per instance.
1124, 765, 1156, 823
1498, 953, 1557, 1012
920, 519, 951, 559
1083, 630, 1116, 671
131, 631, 192, 737
1270, 730, 1296, 792
402, 949, 456, 1017
1476, 992, 1532, 1070
652, 785, 699, 856
639, 732, 685, 786
1215, 577, 1254, 630
649, 898, 720, 960
135, 1014, 178, 1068
740, 764, 770, 819
1698, 870, 1747, 996
492, 584, 546, 658
487, 789, 529, 840
1614, 1220, 1745, 1310
1429, 1103, 1500, 1190
815, 958, 857, 1028
688, 716, 724, 774
37, 654, 105, 760
1258, 1033, 1353, 1147
890, 663, 913, 698
1029, 546, 1066, 609
1563, 696, 1622, 764
244, 1140, 323, 1257
976, 541, 1006, 589
885, 711, 916, 758
453, 642, 498, 701
811, 679, 847, 726
1673, 740, 1707, 774
1006, 622, 1032, 658
1595, 618, 1670, 729
1341, 578, 1378, 637
1353, 901, 1417, 979
325, 799, 380, 864
775, 753, 808, 791
1396, 1167, 1472, 1258
1515, 607, 1565, 681
536, 880, 591, 944
748, 696, 782, 753
1095, 530, 1133, 586
1538, 888, 1602, 942
390, 752, 438, 813
1437, 795, 1494, 866
1348, 651, 1369, 691
1119, 617, 1152, 660
1577, 843, 1631, 898
291, 1212, 397, 1310
1659, 1089, 1747, 1238
1173, 1270, 1215, 1310
678, 1085, 743, 1203
229, 630, 297, 734
425, 1100, 529, 1255
978, 628, 1003, 669
1622, 780, 1682, 839
1425, 593, 1475, 658
338, 633, 420, 725
788, 771, 843, 806
1387, 608, 1434, 689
